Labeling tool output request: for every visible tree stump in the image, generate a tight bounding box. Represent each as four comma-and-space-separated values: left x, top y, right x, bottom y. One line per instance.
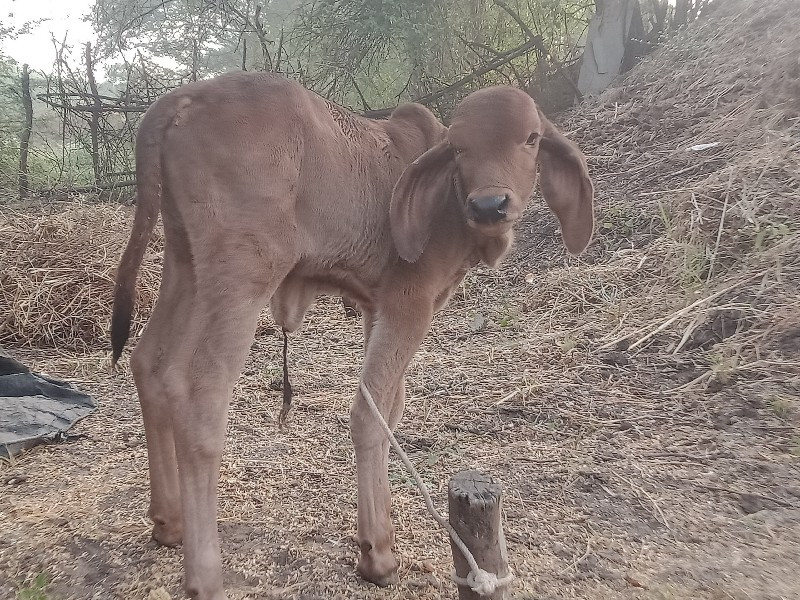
448, 470, 511, 599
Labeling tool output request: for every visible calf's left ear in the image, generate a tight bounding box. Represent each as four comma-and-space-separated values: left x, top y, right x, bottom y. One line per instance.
538, 115, 595, 256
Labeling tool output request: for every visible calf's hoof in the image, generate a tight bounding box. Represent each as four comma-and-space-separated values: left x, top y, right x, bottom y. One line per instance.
357, 544, 399, 587
151, 518, 183, 547
185, 583, 226, 600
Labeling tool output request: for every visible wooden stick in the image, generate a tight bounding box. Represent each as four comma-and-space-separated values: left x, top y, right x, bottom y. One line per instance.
84, 43, 102, 186
44, 179, 137, 194
449, 470, 511, 600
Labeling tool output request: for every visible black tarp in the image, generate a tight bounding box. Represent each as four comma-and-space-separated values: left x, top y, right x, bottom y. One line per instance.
0, 355, 96, 458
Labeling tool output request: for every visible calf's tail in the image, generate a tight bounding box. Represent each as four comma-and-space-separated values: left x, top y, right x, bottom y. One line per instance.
111, 94, 184, 367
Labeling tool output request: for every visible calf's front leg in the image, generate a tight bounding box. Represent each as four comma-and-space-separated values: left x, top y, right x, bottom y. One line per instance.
349, 303, 432, 585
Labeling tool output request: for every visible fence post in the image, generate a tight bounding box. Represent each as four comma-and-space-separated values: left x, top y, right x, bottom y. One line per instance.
19, 63, 32, 200
448, 470, 511, 599
84, 43, 101, 186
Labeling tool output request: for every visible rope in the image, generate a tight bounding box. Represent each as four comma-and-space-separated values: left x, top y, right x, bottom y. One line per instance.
278, 329, 292, 428
359, 381, 515, 596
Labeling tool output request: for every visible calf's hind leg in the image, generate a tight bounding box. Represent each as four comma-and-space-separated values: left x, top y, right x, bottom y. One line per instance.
136, 228, 295, 600
129, 252, 192, 547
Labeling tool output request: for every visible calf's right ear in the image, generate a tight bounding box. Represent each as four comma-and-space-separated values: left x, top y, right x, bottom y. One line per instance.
390, 141, 456, 263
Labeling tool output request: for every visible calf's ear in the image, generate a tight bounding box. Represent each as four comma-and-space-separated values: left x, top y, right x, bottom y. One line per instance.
538, 115, 595, 256
390, 141, 456, 262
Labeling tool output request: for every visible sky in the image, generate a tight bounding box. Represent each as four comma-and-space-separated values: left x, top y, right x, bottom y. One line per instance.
1, 0, 96, 71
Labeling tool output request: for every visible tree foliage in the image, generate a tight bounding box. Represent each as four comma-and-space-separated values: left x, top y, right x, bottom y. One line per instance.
87, 0, 595, 113
90, 0, 300, 82
0, 0, 722, 197
286, 0, 595, 111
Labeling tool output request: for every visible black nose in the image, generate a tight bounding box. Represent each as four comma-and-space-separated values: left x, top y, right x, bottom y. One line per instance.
468, 195, 510, 223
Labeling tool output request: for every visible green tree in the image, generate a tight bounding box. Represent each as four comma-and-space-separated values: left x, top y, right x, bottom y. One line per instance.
90, 0, 301, 81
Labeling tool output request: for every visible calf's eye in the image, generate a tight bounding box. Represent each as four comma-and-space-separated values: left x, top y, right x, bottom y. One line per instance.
526, 132, 539, 145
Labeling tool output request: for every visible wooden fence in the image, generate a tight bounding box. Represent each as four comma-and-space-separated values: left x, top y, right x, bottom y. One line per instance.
14, 36, 582, 201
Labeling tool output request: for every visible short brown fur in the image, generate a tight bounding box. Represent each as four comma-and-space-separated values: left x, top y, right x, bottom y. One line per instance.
111, 72, 594, 600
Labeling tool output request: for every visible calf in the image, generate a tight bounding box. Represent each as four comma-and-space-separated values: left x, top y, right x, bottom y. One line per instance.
111, 72, 594, 600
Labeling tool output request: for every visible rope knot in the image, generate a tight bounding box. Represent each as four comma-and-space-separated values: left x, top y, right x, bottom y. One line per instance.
452, 568, 514, 596
468, 569, 499, 595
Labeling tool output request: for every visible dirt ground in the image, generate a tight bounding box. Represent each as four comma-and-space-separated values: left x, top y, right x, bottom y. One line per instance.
2, 206, 799, 600
2, 0, 799, 598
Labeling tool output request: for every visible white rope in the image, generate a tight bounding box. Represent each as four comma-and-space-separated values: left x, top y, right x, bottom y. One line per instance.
359, 381, 514, 596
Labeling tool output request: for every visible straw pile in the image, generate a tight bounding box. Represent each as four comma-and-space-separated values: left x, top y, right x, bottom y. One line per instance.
0, 203, 163, 351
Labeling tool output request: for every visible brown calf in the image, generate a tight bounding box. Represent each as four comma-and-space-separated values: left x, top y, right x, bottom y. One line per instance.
111, 71, 594, 600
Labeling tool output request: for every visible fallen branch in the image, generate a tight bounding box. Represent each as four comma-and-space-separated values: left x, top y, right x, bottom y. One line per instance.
363, 38, 542, 118
44, 179, 137, 195
493, 0, 583, 100
598, 272, 764, 352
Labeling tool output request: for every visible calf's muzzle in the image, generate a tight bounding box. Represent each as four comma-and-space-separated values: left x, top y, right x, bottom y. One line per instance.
467, 194, 510, 224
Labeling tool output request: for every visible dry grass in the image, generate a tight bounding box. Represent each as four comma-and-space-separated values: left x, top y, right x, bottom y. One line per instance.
548, 0, 800, 375
1, 1, 799, 599
0, 202, 163, 351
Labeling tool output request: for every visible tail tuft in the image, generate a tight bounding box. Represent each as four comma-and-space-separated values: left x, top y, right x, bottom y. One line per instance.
110, 283, 135, 368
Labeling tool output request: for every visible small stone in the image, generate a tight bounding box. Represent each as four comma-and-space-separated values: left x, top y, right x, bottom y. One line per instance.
3, 474, 28, 485
469, 313, 487, 332
737, 493, 769, 515
596, 567, 620, 581
551, 541, 572, 558
406, 578, 427, 590
600, 351, 629, 366
425, 573, 441, 588
148, 588, 171, 600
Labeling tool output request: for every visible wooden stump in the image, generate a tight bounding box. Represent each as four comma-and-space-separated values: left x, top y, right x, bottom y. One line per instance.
448, 470, 511, 599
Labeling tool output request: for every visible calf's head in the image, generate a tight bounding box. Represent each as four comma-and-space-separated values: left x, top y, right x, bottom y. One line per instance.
390, 86, 594, 264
